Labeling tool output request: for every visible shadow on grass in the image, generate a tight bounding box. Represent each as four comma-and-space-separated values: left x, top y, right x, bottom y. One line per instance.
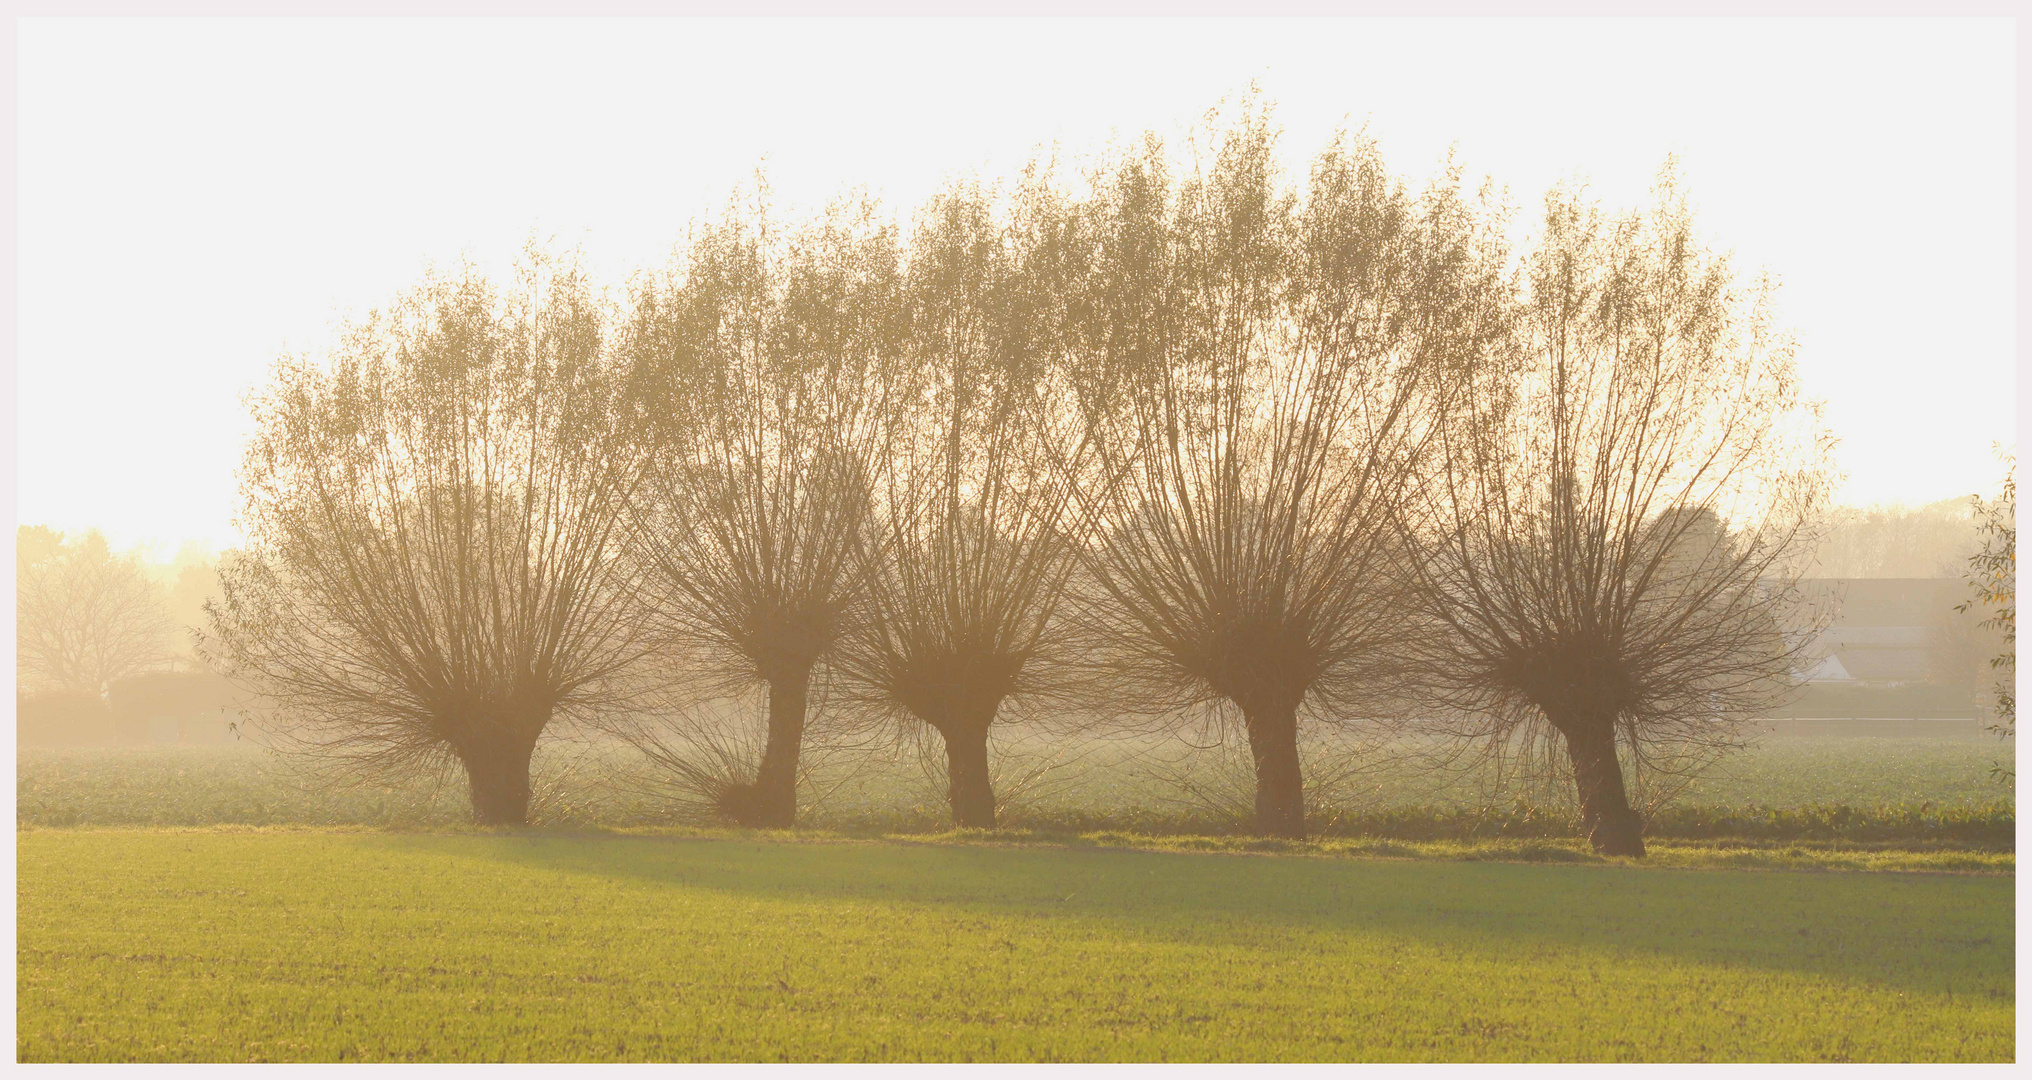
369, 829, 2015, 999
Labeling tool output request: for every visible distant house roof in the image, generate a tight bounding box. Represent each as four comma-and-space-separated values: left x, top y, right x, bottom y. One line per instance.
1801, 653, 1853, 683
1792, 580, 1961, 686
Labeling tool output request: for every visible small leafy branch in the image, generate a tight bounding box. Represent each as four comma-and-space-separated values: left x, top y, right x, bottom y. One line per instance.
1957, 447, 2015, 781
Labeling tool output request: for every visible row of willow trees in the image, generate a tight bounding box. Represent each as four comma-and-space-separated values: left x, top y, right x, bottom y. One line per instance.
203, 105, 1831, 856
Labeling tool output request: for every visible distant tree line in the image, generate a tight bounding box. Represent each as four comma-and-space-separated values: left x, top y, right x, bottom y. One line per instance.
16, 527, 236, 746
199, 100, 1841, 857
16, 526, 217, 695
1814, 500, 1986, 579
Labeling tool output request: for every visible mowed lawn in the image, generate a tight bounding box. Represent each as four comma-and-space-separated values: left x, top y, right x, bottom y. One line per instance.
17, 830, 2014, 1062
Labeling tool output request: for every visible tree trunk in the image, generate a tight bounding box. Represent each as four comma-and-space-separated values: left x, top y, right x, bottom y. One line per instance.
744, 665, 810, 829
940, 720, 996, 829
461, 724, 542, 827
1244, 704, 1306, 839
1561, 719, 1646, 857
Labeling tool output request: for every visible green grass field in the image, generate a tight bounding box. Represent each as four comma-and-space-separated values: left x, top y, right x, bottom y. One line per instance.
17, 731, 2015, 1061
16, 829, 2013, 1062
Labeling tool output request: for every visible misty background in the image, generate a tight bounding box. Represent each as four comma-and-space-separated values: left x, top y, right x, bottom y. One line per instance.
12, 18, 2017, 753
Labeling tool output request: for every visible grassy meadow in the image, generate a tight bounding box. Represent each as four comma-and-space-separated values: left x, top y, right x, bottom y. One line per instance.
16, 727, 2016, 1062
17, 829, 2014, 1062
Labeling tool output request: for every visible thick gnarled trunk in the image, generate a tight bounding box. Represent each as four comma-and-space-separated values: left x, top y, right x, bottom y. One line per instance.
459, 722, 543, 826
1244, 704, 1306, 839
1557, 717, 1646, 857
939, 720, 996, 829
731, 666, 809, 828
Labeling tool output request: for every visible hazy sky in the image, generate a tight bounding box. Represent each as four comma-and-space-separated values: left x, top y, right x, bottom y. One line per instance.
16, 17, 2018, 554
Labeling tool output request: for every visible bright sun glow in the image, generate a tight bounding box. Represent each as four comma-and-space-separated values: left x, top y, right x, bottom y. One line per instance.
14, 16, 2016, 553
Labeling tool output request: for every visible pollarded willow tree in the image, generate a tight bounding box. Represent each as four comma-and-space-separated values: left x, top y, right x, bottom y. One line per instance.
620, 191, 902, 827
1066, 107, 1511, 838
1398, 171, 1833, 857
830, 177, 1091, 829
202, 249, 657, 825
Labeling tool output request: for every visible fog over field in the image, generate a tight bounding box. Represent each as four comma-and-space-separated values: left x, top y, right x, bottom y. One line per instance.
12, 16, 2017, 1066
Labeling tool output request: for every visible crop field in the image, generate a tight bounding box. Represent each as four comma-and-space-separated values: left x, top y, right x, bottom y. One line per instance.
16, 829, 2013, 1062
17, 729, 2015, 1062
